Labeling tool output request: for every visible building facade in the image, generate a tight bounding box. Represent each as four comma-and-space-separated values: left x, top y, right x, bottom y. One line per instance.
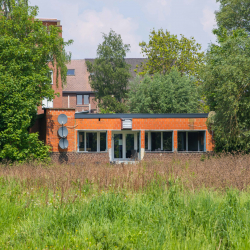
37, 108, 214, 163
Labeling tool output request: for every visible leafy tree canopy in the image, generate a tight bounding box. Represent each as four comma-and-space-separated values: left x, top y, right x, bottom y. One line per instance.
203, 28, 250, 151
215, 0, 250, 33
137, 29, 205, 83
0, 1, 72, 162
86, 29, 131, 113
128, 68, 201, 114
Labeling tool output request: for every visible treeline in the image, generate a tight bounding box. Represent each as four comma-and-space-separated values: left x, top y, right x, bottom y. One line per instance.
1, 0, 250, 162
87, 0, 250, 152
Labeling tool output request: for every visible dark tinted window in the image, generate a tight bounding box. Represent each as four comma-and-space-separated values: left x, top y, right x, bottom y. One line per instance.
163, 132, 172, 151
178, 132, 186, 151
79, 132, 85, 151
145, 132, 148, 150
151, 132, 161, 151
86, 133, 97, 152
100, 132, 107, 151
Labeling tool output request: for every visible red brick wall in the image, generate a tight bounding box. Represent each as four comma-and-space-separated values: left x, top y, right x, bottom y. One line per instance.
45, 109, 76, 152
44, 110, 215, 159
62, 93, 98, 113
37, 20, 63, 115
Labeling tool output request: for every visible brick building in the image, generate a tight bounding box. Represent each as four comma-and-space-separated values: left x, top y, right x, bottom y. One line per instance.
62, 58, 145, 113
38, 109, 214, 163
32, 19, 214, 163
37, 18, 64, 115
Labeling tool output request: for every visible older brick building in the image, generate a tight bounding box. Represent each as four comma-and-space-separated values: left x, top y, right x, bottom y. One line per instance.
37, 18, 64, 115
39, 108, 214, 163
62, 58, 145, 113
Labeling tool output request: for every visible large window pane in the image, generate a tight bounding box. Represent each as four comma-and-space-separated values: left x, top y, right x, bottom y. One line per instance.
114, 134, 123, 159
100, 132, 107, 151
137, 132, 140, 152
86, 133, 97, 152
79, 132, 85, 151
198, 132, 205, 151
145, 132, 148, 150
126, 134, 134, 158
188, 132, 198, 151
178, 132, 186, 151
84, 95, 89, 104
151, 132, 161, 151
163, 132, 172, 151
77, 95, 82, 105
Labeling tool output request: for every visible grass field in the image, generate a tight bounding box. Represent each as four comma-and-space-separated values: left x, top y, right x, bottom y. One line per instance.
1, 154, 250, 249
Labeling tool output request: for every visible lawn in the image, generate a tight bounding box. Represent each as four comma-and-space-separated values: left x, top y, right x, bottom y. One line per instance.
1, 154, 250, 249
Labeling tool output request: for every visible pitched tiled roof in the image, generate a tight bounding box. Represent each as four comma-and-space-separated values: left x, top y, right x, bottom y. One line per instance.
63, 58, 146, 92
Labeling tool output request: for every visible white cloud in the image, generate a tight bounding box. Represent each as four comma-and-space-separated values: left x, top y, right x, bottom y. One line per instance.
32, 0, 141, 58
144, 0, 172, 22
201, 6, 217, 34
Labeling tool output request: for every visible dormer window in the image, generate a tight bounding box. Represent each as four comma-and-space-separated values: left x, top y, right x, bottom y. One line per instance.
67, 69, 75, 76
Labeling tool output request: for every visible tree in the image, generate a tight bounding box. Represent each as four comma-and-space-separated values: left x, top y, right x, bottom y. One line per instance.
137, 29, 204, 82
0, 0, 28, 18
128, 68, 201, 114
0, 1, 72, 162
86, 30, 131, 113
203, 28, 250, 151
215, 0, 250, 33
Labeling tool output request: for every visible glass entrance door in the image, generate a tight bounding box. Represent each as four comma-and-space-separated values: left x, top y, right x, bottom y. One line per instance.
114, 134, 123, 159
113, 132, 138, 160
126, 134, 134, 158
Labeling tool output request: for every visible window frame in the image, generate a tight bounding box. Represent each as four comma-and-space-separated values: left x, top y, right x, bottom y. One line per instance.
77, 131, 107, 152
67, 69, 75, 76
177, 131, 206, 152
77, 95, 83, 105
145, 131, 174, 152
84, 95, 89, 105
49, 70, 53, 85
42, 97, 53, 108
76, 95, 90, 105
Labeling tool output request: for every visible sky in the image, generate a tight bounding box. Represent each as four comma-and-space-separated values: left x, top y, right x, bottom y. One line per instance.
29, 0, 220, 59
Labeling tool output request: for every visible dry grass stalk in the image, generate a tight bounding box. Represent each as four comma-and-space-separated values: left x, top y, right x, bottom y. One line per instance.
1, 153, 250, 194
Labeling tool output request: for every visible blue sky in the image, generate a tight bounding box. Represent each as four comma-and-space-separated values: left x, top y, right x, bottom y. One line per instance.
29, 0, 220, 59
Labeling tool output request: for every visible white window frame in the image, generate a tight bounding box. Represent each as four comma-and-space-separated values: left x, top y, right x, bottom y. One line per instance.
77, 131, 107, 152
49, 70, 53, 85
112, 131, 139, 160
42, 97, 53, 108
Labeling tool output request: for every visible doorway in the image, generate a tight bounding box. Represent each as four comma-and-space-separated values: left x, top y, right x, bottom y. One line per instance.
113, 132, 139, 160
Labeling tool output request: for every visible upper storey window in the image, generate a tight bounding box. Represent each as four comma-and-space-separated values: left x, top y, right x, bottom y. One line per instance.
67, 69, 75, 76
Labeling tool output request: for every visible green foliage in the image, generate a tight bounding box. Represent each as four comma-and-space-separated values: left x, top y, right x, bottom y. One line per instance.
86, 29, 131, 113
128, 68, 201, 113
215, 0, 250, 33
0, 2, 72, 162
203, 28, 250, 151
137, 29, 205, 82
0, 0, 28, 18
1, 177, 250, 249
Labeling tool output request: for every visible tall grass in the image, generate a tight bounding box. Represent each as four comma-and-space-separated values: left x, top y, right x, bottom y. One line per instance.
1, 154, 250, 249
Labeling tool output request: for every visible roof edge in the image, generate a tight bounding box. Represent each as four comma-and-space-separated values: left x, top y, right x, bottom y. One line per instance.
75, 113, 209, 119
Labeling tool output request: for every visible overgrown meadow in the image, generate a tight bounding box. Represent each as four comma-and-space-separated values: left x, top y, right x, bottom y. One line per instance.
1, 154, 250, 249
